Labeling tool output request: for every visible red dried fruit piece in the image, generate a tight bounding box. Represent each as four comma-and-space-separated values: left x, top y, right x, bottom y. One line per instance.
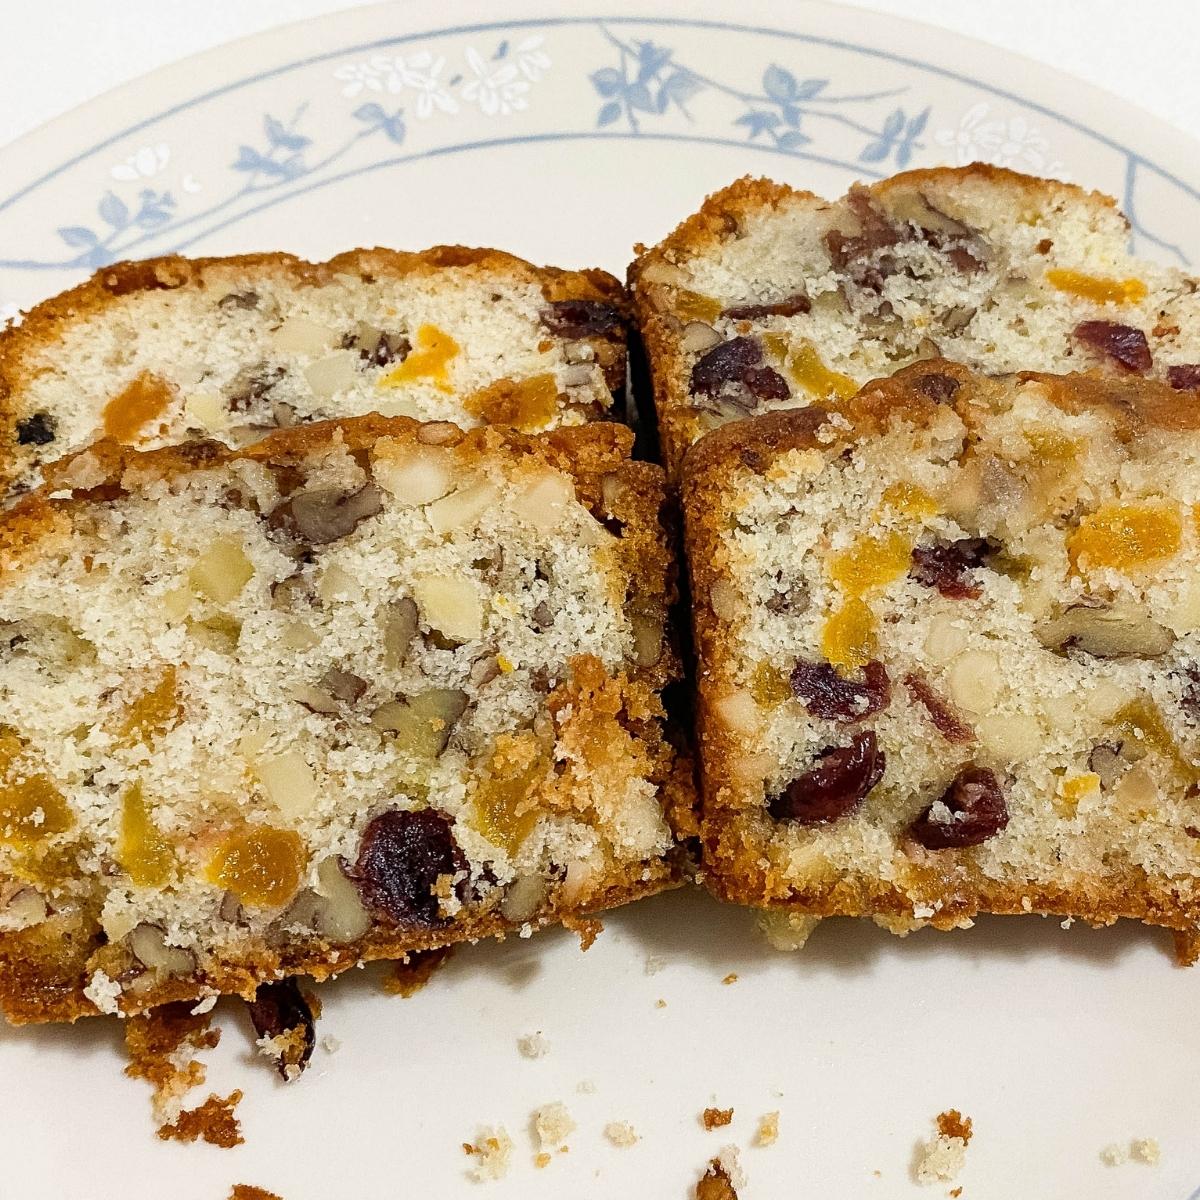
790, 658, 891, 723
1074, 321, 1153, 373
768, 731, 885, 824
1168, 364, 1200, 391
910, 538, 995, 600
246, 978, 314, 1080
352, 808, 468, 926
540, 300, 622, 338
825, 187, 901, 271
723, 293, 812, 319
912, 372, 961, 403
910, 765, 1008, 849
690, 336, 791, 404
903, 672, 973, 743
743, 366, 791, 401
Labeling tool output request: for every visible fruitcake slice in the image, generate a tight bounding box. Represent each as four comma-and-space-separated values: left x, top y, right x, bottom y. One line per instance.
0, 247, 627, 498
0, 416, 681, 1022
632, 165, 1200, 475
683, 359, 1200, 952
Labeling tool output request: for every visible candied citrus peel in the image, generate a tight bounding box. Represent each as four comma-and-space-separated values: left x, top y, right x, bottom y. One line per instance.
116, 666, 183, 747
673, 289, 722, 323
472, 732, 546, 854
102, 372, 177, 444
821, 597, 877, 673
379, 323, 459, 392
0, 732, 72, 848
1045, 268, 1148, 307
1068, 501, 1182, 573
1025, 428, 1081, 464
767, 335, 858, 402
207, 825, 306, 908
117, 782, 176, 887
878, 481, 939, 520
750, 662, 792, 709
465, 374, 559, 432
828, 530, 913, 594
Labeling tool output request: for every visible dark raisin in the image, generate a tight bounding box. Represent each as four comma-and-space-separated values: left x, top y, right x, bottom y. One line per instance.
723, 293, 812, 319
217, 290, 260, 311
824, 188, 900, 271
540, 300, 622, 338
912, 372, 961, 403
352, 808, 468, 926
790, 658, 891, 723
690, 336, 789, 406
1167, 364, 1200, 391
14, 412, 56, 446
228, 364, 286, 412
246, 978, 314, 1080
1074, 321, 1153, 373
267, 483, 384, 545
903, 672, 973, 743
910, 765, 1008, 849
768, 731, 885, 824
910, 538, 996, 600
743, 365, 791, 401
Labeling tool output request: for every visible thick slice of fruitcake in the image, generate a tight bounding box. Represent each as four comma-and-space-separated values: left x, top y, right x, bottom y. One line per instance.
632, 165, 1200, 475
0, 415, 681, 1022
0, 247, 627, 497
683, 359, 1200, 955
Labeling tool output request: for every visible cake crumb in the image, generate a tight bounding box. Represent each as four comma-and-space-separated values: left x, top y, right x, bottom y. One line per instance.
190, 994, 218, 1016
604, 1121, 639, 1147
1100, 1143, 1128, 1166
755, 1111, 780, 1147
914, 1111, 972, 1185
321, 1034, 341, 1054
703, 1106, 734, 1130
695, 1158, 739, 1200
655, 998, 667, 1009
382, 946, 454, 997
532, 1101, 575, 1149
576, 1079, 597, 1094
1132, 1138, 1161, 1165
464, 1126, 514, 1182
229, 1187, 283, 1200
721, 972, 738, 985
157, 1091, 244, 1148
949, 1188, 962, 1198
644, 955, 667, 975
518, 1032, 550, 1059
534, 1152, 552, 1169
563, 914, 603, 950
83, 969, 123, 1016
124, 1001, 221, 1124
756, 911, 820, 952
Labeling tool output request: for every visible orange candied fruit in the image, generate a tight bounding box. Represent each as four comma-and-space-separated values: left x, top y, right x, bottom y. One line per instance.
116, 666, 182, 747
379, 323, 460, 393
464, 373, 559, 432
0, 732, 72, 848
1056, 772, 1100, 814
116, 782, 176, 887
102, 372, 177, 444
673, 289, 722, 323
472, 733, 546, 855
750, 661, 792, 709
1067, 501, 1182, 573
1112, 698, 1194, 779
821, 597, 877, 673
1044, 268, 1148, 307
1025, 428, 1080, 464
879, 481, 939, 520
767, 335, 858, 402
827, 530, 913, 595
207, 825, 306, 908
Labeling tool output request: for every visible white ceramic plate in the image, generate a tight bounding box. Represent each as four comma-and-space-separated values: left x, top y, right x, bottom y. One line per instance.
2, 3, 1199, 1197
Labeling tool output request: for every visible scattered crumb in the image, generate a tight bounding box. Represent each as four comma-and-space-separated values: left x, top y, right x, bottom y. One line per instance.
914, 1111, 973, 1185
321, 1034, 341, 1054
703, 1106, 734, 1131
721, 973, 738, 985
655, 998, 667, 1009
755, 1111, 780, 1147
83, 969, 123, 1016
644, 955, 667, 975
1061, 917, 1074, 929
382, 946, 454, 997
255, 1027, 310, 1082
123, 1002, 221, 1124
1131, 1137, 1161, 1165
518, 1032, 550, 1059
534, 1152, 551, 1169
1100, 1143, 1128, 1167
695, 1146, 745, 1198
604, 1121, 639, 1147
532, 1101, 575, 1149
229, 1188, 283, 1200
756, 911, 821, 952
562, 914, 604, 951
576, 1079, 597, 1094
157, 1091, 244, 1148
463, 1126, 514, 1182
190, 994, 218, 1016
950, 1188, 962, 1198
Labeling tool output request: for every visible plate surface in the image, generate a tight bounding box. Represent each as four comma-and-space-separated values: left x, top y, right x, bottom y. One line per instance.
1, 3, 1199, 1196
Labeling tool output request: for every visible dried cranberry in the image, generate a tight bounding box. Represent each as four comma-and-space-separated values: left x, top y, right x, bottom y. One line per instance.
768, 731, 885, 824
14, 412, 55, 446
790, 658, 891, 723
723, 293, 812, 319
912, 372, 961, 403
541, 300, 622, 338
910, 538, 996, 600
246, 978, 314, 1080
910, 765, 1008, 849
352, 808, 467, 926
1074, 321, 1153, 373
690, 336, 790, 405
743, 365, 791, 401
903, 672, 973, 743
1167, 364, 1200, 391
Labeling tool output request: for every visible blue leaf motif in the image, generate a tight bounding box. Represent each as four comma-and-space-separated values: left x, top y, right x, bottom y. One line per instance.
597, 101, 623, 128
353, 103, 386, 123
778, 130, 812, 151
590, 68, 625, 98
634, 42, 672, 82
859, 139, 891, 163
662, 71, 702, 105
762, 64, 798, 102
626, 83, 655, 113
906, 106, 931, 140
881, 108, 906, 140
381, 114, 406, 144
233, 145, 269, 173
781, 104, 801, 127
734, 110, 780, 138
98, 192, 129, 230
493, 39, 509, 60
57, 225, 99, 249
794, 78, 828, 99
896, 143, 913, 168
264, 115, 311, 152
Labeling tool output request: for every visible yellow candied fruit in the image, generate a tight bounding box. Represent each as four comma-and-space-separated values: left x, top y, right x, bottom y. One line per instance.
379, 323, 460, 393
207, 825, 306, 909
821, 598, 877, 674
879, 481, 939, 520
767, 335, 858, 402
1045, 268, 1148, 307
1025, 428, 1081, 464
750, 662, 792, 709
116, 782, 176, 887
1056, 772, 1100, 814
0, 733, 72, 848
102, 372, 176, 445
464, 373, 559, 432
497, 655, 515, 674
116, 666, 182, 747
828, 530, 913, 595
1111, 698, 1195, 780
1068, 501, 1182, 573
472, 733, 547, 855
673, 289, 722, 323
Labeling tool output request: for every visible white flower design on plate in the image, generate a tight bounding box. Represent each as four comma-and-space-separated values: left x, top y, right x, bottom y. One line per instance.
461, 47, 531, 116
333, 60, 385, 98
382, 51, 458, 117
512, 35, 551, 83
934, 103, 1068, 177
111, 142, 170, 181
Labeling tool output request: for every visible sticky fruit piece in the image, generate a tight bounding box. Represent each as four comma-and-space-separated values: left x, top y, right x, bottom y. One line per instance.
0, 733, 72, 848
1068, 501, 1181, 573
117, 783, 176, 886
774, 337, 858, 401
378, 323, 460, 392
790, 658, 891, 723
821, 598, 877, 674
1073, 321, 1152, 372
909, 538, 995, 600
828, 531, 912, 595
880, 481, 939, 519
116, 667, 182, 746
247, 978, 314, 1080
768, 731, 885, 824
910, 765, 1008, 849
1045, 268, 1147, 306
102, 372, 176, 444
465, 374, 560, 432
473, 733, 547, 854
208, 825, 306, 909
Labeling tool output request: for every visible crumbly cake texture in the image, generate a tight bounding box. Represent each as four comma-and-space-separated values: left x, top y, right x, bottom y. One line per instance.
631, 165, 1200, 475
0, 415, 683, 1023
683, 359, 1200, 944
0, 247, 628, 498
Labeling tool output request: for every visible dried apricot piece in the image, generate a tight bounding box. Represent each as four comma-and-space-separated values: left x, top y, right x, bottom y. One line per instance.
1068, 501, 1181, 573
828, 530, 912, 595
116, 667, 182, 747
472, 733, 547, 855
379, 324, 459, 392
102, 372, 177, 444
769, 336, 858, 402
0, 733, 72, 848
208, 825, 306, 909
1045, 268, 1147, 306
117, 782, 176, 886
879, 481, 939, 520
821, 598, 877, 674
465, 374, 559, 432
